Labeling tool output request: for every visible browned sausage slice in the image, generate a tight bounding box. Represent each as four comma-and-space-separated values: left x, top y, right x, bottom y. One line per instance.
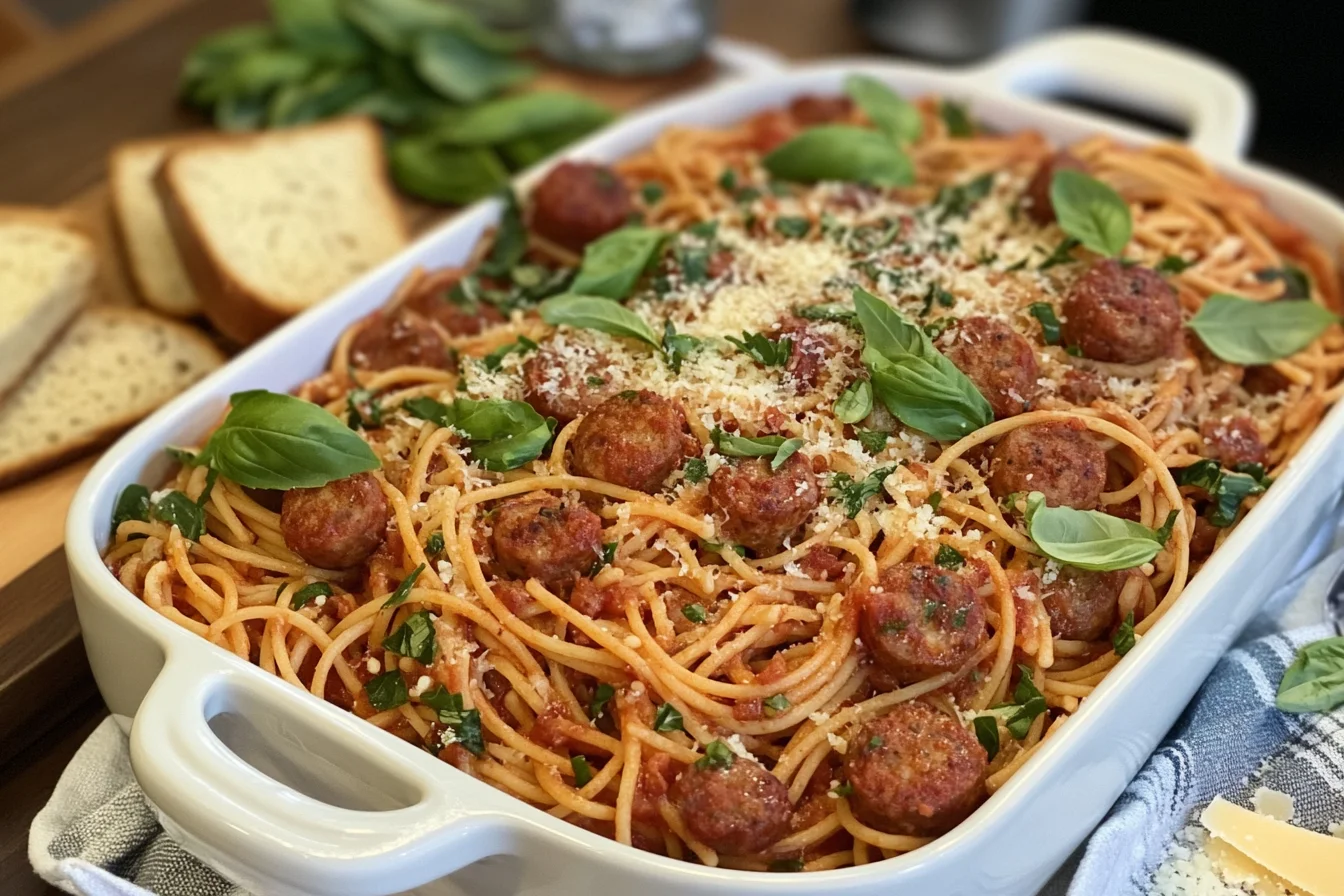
668, 751, 793, 855
281, 472, 388, 569
989, 419, 1106, 510
491, 494, 603, 588
1200, 415, 1269, 468
349, 310, 450, 371
529, 162, 633, 253
1061, 260, 1181, 364
1040, 566, 1135, 641
943, 316, 1039, 418
570, 391, 690, 493
858, 563, 987, 682
709, 453, 820, 554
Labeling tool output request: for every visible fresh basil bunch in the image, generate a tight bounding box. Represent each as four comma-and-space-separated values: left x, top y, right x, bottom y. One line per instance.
178, 0, 612, 204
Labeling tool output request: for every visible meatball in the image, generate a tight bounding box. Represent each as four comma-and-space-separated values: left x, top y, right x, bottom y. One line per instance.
1023, 151, 1087, 225
349, 310, 449, 371
529, 161, 633, 253
1189, 515, 1220, 560
858, 563, 987, 682
1242, 365, 1291, 395
404, 289, 505, 337
843, 701, 987, 836
522, 346, 620, 425
943, 316, 1039, 418
771, 316, 841, 393
1200, 415, 1269, 468
1040, 566, 1134, 641
491, 494, 603, 588
788, 94, 853, 126
281, 472, 388, 569
1061, 260, 1181, 364
989, 419, 1106, 510
668, 753, 792, 855
709, 453, 820, 554
569, 391, 689, 493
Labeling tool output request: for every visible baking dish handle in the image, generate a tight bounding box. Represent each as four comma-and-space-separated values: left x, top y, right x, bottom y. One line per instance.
967, 28, 1254, 161
129, 647, 513, 896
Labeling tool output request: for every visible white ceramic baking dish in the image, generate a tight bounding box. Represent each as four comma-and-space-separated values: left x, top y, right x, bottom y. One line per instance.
66, 28, 1344, 896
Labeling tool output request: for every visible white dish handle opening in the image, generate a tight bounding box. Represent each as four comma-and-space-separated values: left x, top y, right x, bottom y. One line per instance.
129, 646, 513, 896
967, 27, 1255, 160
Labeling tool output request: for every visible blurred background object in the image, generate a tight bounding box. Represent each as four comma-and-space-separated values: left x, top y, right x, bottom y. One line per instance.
851, 0, 1086, 61
534, 0, 716, 74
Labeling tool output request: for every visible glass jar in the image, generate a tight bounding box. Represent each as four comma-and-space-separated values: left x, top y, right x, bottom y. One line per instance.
532, 0, 717, 75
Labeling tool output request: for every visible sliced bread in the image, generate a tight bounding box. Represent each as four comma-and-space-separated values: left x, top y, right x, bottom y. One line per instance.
0, 208, 96, 399
0, 307, 225, 487
110, 136, 204, 317
157, 117, 409, 345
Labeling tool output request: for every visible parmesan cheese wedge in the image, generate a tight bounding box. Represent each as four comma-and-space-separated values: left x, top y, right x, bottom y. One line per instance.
1200, 797, 1344, 896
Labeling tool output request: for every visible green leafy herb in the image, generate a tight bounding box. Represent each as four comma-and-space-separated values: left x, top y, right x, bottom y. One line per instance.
365, 670, 409, 712
774, 216, 811, 239
482, 335, 538, 371
478, 189, 527, 277
165, 446, 200, 466
403, 396, 555, 471
701, 541, 747, 557
1112, 611, 1136, 657
853, 288, 993, 440
763, 125, 913, 186
382, 609, 439, 664
425, 531, 445, 556
830, 781, 855, 797
641, 181, 665, 205
571, 755, 593, 787
1186, 294, 1337, 365
1175, 459, 1267, 527
1028, 302, 1062, 344
589, 682, 615, 719
920, 282, 956, 315
1038, 236, 1082, 270
1002, 665, 1047, 739
763, 694, 791, 715
725, 331, 792, 367
695, 739, 735, 770
388, 137, 509, 205
844, 73, 922, 144
768, 858, 805, 873
411, 28, 531, 105
681, 603, 708, 624
928, 491, 942, 512
973, 715, 1000, 760
1155, 255, 1192, 275
717, 168, 737, 191
856, 429, 890, 454
796, 303, 857, 325
345, 387, 383, 429
830, 466, 896, 518
711, 428, 804, 471
151, 491, 206, 541
934, 173, 994, 221
1152, 510, 1180, 546
382, 563, 426, 609
429, 90, 612, 146
419, 685, 485, 755
834, 379, 873, 424
653, 702, 684, 732
682, 457, 708, 484
540, 294, 660, 347
1049, 170, 1132, 258
935, 544, 965, 570
1256, 264, 1312, 300
290, 581, 332, 610
662, 321, 702, 374
590, 541, 617, 575
196, 390, 380, 491
939, 99, 975, 137
1275, 636, 1344, 713
570, 227, 667, 300
111, 484, 152, 536
1024, 492, 1169, 571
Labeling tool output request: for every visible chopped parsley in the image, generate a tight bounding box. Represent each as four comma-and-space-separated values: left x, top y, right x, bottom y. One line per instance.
1155, 254, 1192, 275
763, 694, 791, 715
640, 182, 665, 205
774, 216, 811, 239
935, 544, 965, 570
934, 172, 994, 221
1113, 611, 1136, 657
420, 686, 485, 755
289, 581, 332, 610
928, 491, 943, 512
856, 428, 890, 454
681, 603, 708, 624
653, 702, 684, 732
695, 739, 735, 770
879, 619, 908, 635
345, 388, 383, 429
830, 466, 895, 519
588, 682, 616, 719
1038, 236, 1082, 270
381, 610, 438, 664
682, 457, 708, 484
726, 331, 792, 367
571, 755, 593, 787
940, 99, 975, 137
425, 531, 445, 556
365, 670, 408, 712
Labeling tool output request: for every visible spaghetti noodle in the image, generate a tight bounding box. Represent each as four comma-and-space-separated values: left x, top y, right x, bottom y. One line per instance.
104, 90, 1344, 870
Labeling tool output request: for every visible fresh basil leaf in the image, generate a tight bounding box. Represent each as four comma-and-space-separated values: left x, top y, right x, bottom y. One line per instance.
340, 0, 457, 52
844, 73, 922, 144
482, 335, 538, 371
797, 303, 857, 325
830, 466, 895, 518
769, 858, 805, 873
681, 603, 707, 623
402, 395, 453, 426
1256, 264, 1312, 300
151, 492, 206, 541
1038, 236, 1082, 270
214, 92, 273, 132
1049, 169, 1132, 258
180, 24, 278, 107
1002, 666, 1047, 738
271, 0, 367, 62
570, 227, 666, 299
763, 125, 913, 187
496, 119, 604, 170
856, 429, 890, 454
935, 544, 964, 570
405, 396, 554, 471
290, 581, 333, 610
711, 428, 803, 470
382, 609, 439, 664
365, 670, 408, 711
196, 390, 379, 490
695, 739, 735, 770
1234, 462, 1273, 487
682, 457, 708, 484
763, 693, 791, 715
1028, 302, 1061, 344
214, 47, 315, 104
834, 379, 873, 424
853, 288, 993, 440
388, 136, 508, 205
653, 702, 683, 732
268, 67, 378, 127
382, 563, 427, 608
425, 531, 445, 556
1176, 460, 1267, 528
589, 682, 615, 719
1276, 636, 1344, 713
165, 446, 200, 466
478, 190, 527, 278
429, 90, 612, 146
1024, 492, 1165, 571
662, 321, 701, 374
571, 755, 593, 787
540, 294, 660, 347
973, 715, 999, 760
419, 685, 485, 754
1186, 294, 1337, 365
412, 28, 532, 104
346, 387, 383, 429
934, 173, 994, 222
774, 216, 811, 239
1112, 611, 1136, 657
939, 99, 975, 137
111, 484, 152, 536
1155, 254, 1192, 275
1152, 510, 1179, 546
725, 331, 791, 367
641, 182, 665, 205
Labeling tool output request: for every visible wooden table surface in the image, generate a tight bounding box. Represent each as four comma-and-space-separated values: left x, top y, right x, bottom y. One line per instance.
0, 1, 866, 893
